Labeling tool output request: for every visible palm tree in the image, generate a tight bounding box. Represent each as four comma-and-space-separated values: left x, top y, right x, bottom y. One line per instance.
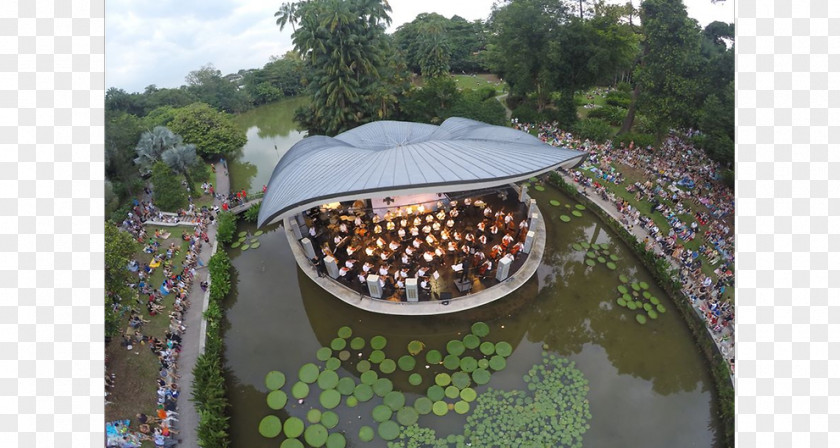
274, 2, 299, 33
134, 126, 182, 170
161, 144, 199, 193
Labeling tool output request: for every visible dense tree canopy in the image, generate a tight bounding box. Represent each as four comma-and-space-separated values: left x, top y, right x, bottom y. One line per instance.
185, 64, 252, 113
243, 52, 309, 105
393, 14, 487, 75
104, 224, 140, 337
167, 103, 247, 159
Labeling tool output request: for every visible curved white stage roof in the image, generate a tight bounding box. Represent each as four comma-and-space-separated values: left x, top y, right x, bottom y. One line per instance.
257, 117, 585, 226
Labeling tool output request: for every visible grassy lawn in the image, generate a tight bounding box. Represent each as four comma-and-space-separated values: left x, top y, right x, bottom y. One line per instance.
106, 227, 193, 432
575, 87, 609, 119
451, 74, 505, 94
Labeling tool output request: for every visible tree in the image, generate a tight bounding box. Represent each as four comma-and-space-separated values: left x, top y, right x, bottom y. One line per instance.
104, 224, 140, 338
417, 21, 451, 79
161, 144, 199, 190
167, 103, 247, 159
150, 161, 188, 211
185, 64, 252, 113
105, 110, 144, 199
134, 126, 182, 171
278, 0, 395, 135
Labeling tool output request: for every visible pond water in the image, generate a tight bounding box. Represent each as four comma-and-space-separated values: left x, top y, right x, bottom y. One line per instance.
222, 101, 722, 447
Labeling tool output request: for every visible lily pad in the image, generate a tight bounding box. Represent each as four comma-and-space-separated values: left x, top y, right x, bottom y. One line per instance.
617, 285, 628, 294
408, 373, 423, 386
606, 262, 617, 270
253, 230, 264, 236
379, 359, 396, 374
336, 377, 356, 396
642, 291, 652, 299
353, 383, 374, 402
307, 408, 322, 424
489, 355, 507, 371
479, 341, 495, 356
572, 210, 583, 217
241, 244, 250, 251
283, 417, 304, 438
454, 401, 470, 414
575, 204, 586, 210
238, 231, 247, 237
358, 426, 375, 442
338, 350, 350, 361
460, 356, 478, 373
317, 370, 339, 390
530, 177, 539, 182
432, 400, 449, 416
643, 303, 653, 312
648, 309, 659, 319
259, 415, 282, 438
445, 385, 460, 399
319, 389, 341, 409
304, 424, 328, 447
549, 199, 561, 206
616, 297, 626, 307
472, 368, 491, 385
443, 354, 461, 370
640, 281, 650, 290
369, 350, 385, 364
398, 355, 416, 372
586, 251, 596, 259
372, 378, 393, 397
360, 370, 378, 386
425, 349, 442, 364
452, 371, 471, 389
650, 296, 660, 305
281, 440, 304, 448
383, 390, 406, 411
619, 274, 629, 283
446, 339, 466, 356
585, 259, 596, 267
267, 390, 288, 410
326, 433, 346, 448
533, 185, 545, 191
414, 397, 433, 415
610, 254, 620, 261
597, 256, 606, 263
572, 243, 583, 251
471, 321, 491, 337
627, 301, 637, 310
407, 340, 425, 355
291, 381, 309, 399
372, 404, 392, 422
346, 396, 358, 407
350, 337, 365, 350
636, 314, 647, 325
231, 242, 241, 248
397, 406, 419, 426
316, 347, 332, 362
370, 335, 387, 350
495, 341, 513, 357
330, 338, 346, 351
265, 371, 286, 390
463, 334, 480, 349
321, 411, 339, 429
435, 373, 451, 387
356, 360, 371, 373
250, 242, 261, 249
337, 326, 352, 338
378, 421, 400, 441
581, 242, 591, 249
325, 357, 340, 371
460, 387, 477, 402
656, 303, 666, 313
631, 282, 641, 291
299, 363, 319, 383
427, 385, 445, 401
560, 215, 571, 222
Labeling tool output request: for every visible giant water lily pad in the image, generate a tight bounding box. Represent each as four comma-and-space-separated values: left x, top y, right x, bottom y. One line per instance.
560, 215, 571, 222
317, 370, 339, 390
369, 350, 385, 364
445, 385, 460, 399
627, 301, 637, 310
631, 282, 641, 291
326, 433, 346, 448
397, 406, 419, 426
408, 373, 423, 386
330, 338, 346, 351
265, 371, 286, 390
379, 359, 396, 374
427, 385, 445, 401
460, 356, 478, 373
585, 259, 596, 267
425, 349, 442, 364
471, 321, 490, 337
572, 243, 583, 251
460, 387, 477, 402
299, 363, 319, 383
414, 396, 433, 415
610, 254, 620, 261
372, 404, 392, 422
346, 396, 358, 407
451, 371, 471, 389
238, 231, 247, 237
378, 420, 400, 441
617, 285, 628, 294
316, 347, 332, 362
586, 251, 596, 258
291, 382, 309, 399
231, 242, 241, 248
325, 357, 340, 371
447, 339, 466, 356
463, 334, 480, 349
619, 274, 629, 283
358, 426, 375, 442
283, 417, 304, 438
398, 355, 416, 372
648, 309, 659, 319
267, 390, 288, 410
454, 400, 470, 414
336, 377, 355, 396
643, 303, 652, 312
479, 341, 495, 356
572, 211, 583, 217
241, 244, 250, 251
337, 326, 352, 338
639, 281, 649, 290
338, 350, 350, 361
360, 370, 378, 386
636, 314, 647, 325
384, 390, 406, 411
472, 368, 490, 385
250, 242, 261, 249
650, 296, 660, 305
597, 256, 606, 263
319, 389, 341, 409
350, 337, 365, 350
370, 335, 387, 350
656, 304, 666, 313
575, 204, 586, 210
356, 360, 371, 373
606, 262, 617, 270
478, 358, 489, 369
489, 355, 507, 371
307, 408, 322, 424
253, 230, 264, 236
354, 383, 374, 402
304, 424, 328, 447
443, 354, 461, 370
533, 185, 545, 191
580, 242, 590, 249
495, 341, 513, 357
373, 378, 393, 397
432, 400, 449, 416
642, 291, 652, 299
259, 415, 282, 438
407, 340, 425, 355
549, 199, 561, 206
280, 439, 304, 448
435, 373, 451, 387
321, 411, 338, 429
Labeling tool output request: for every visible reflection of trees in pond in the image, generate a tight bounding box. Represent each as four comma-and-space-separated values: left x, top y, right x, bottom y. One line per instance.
234, 97, 310, 139
225, 377, 287, 448
228, 158, 258, 193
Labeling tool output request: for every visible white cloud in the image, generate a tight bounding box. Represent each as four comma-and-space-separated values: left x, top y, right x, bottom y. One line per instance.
106, 0, 734, 93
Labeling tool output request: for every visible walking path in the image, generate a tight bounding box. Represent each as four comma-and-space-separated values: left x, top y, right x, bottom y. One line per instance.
173, 161, 230, 447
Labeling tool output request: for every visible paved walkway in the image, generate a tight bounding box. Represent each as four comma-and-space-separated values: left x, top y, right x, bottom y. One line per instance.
173, 161, 230, 447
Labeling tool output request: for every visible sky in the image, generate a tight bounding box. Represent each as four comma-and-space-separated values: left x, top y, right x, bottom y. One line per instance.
106, 0, 735, 93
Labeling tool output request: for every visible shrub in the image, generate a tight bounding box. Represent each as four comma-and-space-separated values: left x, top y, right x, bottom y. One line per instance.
586, 105, 626, 126
616, 82, 631, 93
242, 202, 261, 223
216, 211, 237, 245
511, 104, 541, 124
614, 132, 657, 150
150, 161, 188, 211
605, 90, 631, 108
571, 118, 613, 143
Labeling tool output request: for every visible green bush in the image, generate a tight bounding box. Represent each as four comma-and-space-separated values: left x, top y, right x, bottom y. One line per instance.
216, 211, 237, 245
614, 132, 657, 150
605, 90, 631, 108
616, 82, 631, 93
720, 169, 734, 189
586, 105, 626, 126
242, 203, 261, 223
571, 118, 613, 143
511, 104, 541, 124
150, 161, 188, 211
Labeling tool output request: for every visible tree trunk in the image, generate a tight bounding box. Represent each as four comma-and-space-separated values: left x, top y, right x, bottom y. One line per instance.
617, 83, 640, 135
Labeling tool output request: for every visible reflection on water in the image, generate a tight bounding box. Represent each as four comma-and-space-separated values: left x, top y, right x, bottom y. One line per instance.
221, 100, 721, 447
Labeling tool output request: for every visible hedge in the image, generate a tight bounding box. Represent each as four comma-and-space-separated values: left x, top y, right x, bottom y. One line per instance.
547, 171, 734, 447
